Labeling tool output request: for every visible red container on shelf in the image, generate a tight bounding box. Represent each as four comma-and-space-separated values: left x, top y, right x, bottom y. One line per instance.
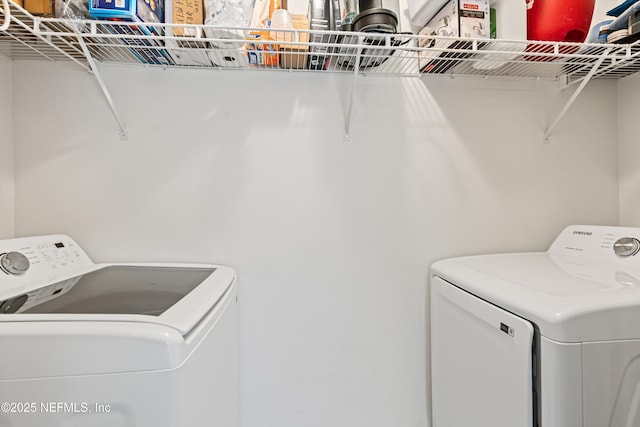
527, 0, 596, 43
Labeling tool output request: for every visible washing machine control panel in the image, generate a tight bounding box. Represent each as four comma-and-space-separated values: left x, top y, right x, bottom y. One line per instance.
0, 252, 30, 275
0, 235, 94, 302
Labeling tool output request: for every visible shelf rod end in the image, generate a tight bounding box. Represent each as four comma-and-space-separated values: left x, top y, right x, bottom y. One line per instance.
1, 0, 11, 32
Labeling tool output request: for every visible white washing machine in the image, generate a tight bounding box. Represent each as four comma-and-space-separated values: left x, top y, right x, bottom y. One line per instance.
430, 225, 640, 427
0, 234, 239, 427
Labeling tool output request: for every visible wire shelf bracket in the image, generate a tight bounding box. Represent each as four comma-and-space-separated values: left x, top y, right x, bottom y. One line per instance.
544, 48, 611, 144
344, 36, 364, 141
75, 33, 128, 140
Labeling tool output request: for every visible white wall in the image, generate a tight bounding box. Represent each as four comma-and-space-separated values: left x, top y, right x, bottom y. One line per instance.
0, 55, 14, 239
618, 72, 640, 226
12, 60, 619, 427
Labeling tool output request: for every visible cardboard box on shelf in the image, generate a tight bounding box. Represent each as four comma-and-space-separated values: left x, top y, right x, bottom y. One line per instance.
164, 0, 211, 65
417, 0, 490, 73
24, 0, 53, 15
171, 0, 203, 36
14, 0, 24, 7
279, 14, 310, 69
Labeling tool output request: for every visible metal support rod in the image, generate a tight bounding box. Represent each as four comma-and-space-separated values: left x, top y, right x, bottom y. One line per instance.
344, 36, 364, 141
76, 34, 128, 140
544, 48, 610, 143
1, 0, 12, 31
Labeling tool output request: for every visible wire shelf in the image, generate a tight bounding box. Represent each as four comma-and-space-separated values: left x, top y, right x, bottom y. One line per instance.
3, 0, 640, 84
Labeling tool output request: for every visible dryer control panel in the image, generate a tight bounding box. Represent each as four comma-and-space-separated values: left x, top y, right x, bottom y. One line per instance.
0, 235, 94, 302
549, 225, 640, 264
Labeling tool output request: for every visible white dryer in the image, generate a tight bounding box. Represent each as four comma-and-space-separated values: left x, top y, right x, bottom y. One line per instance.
430, 225, 640, 427
0, 234, 239, 427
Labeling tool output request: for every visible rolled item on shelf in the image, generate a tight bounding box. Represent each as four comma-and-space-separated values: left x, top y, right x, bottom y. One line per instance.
607, 28, 628, 42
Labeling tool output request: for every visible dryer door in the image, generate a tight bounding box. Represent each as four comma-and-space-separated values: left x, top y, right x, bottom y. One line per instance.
431, 276, 534, 427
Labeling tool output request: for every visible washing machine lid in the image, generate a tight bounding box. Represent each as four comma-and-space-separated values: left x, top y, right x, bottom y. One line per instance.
0, 263, 236, 336
18, 265, 217, 316
431, 225, 640, 343
0, 235, 236, 336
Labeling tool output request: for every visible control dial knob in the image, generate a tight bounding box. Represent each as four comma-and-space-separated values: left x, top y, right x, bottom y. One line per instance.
614, 237, 640, 258
0, 252, 30, 275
